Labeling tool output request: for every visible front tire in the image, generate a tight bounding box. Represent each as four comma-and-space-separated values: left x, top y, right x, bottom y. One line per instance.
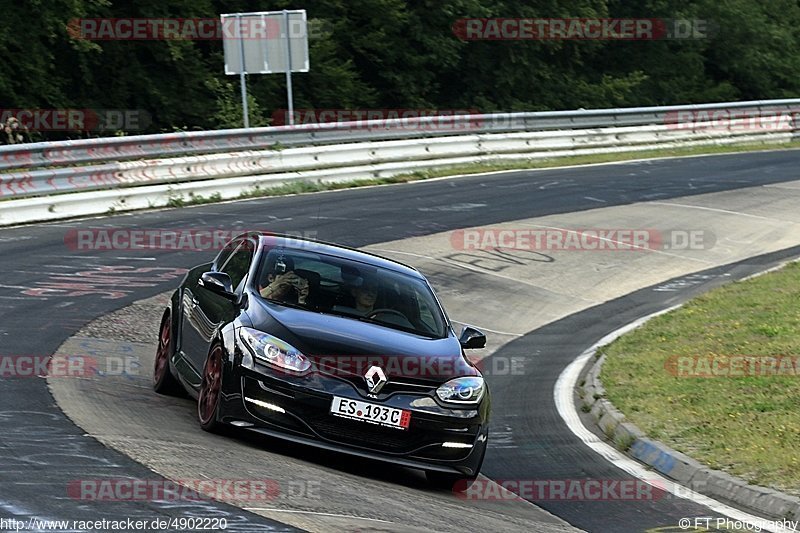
198, 344, 226, 433
153, 312, 182, 395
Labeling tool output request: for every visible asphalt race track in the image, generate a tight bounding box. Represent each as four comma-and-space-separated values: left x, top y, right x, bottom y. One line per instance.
3, 149, 800, 531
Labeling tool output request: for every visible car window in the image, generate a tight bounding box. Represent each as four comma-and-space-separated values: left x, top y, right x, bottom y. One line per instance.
256, 245, 447, 338
417, 292, 440, 332
219, 240, 255, 288
293, 256, 342, 284
214, 239, 238, 271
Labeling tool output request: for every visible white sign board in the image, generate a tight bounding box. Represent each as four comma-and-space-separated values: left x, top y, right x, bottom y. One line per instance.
222, 10, 309, 75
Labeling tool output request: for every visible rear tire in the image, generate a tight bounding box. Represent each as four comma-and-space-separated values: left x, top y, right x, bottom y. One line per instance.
153, 312, 182, 396
198, 344, 226, 434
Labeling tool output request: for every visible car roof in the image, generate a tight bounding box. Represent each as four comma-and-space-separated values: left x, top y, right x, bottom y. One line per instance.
252, 233, 423, 279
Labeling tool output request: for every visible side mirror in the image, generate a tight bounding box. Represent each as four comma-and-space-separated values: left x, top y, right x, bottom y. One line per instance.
199, 272, 236, 301
459, 325, 487, 349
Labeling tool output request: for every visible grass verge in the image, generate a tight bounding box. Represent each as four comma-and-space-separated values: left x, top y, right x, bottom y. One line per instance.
600, 260, 800, 494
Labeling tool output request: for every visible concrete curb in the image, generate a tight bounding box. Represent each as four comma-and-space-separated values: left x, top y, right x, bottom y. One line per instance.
579, 353, 800, 522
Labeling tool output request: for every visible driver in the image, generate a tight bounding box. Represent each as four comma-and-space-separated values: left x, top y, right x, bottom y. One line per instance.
351, 277, 378, 315
259, 251, 309, 305
333, 274, 379, 316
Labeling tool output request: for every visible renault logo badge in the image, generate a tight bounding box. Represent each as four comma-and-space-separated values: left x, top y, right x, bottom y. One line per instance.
364, 366, 387, 394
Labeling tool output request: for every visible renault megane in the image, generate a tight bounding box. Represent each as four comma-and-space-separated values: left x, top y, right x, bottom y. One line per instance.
153, 233, 490, 488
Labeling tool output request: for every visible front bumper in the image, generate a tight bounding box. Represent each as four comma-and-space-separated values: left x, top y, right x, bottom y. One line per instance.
219, 365, 490, 476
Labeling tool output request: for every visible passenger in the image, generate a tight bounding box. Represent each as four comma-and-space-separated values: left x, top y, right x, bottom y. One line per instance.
259, 252, 309, 305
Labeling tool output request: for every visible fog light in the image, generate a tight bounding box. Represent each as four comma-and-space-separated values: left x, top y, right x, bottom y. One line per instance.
245, 397, 286, 413
442, 442, 473, 448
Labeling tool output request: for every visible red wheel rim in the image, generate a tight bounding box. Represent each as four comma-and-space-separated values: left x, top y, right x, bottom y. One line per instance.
154, 317, 170, 385
199, 346, 222, 424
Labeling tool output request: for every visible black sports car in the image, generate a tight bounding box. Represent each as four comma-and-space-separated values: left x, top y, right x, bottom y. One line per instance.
154, 233, 489, 488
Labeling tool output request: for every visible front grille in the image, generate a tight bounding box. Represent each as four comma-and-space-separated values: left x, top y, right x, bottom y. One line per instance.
306, 413, 434, 453
380, 380, 436, 395
331, 373, 437, 398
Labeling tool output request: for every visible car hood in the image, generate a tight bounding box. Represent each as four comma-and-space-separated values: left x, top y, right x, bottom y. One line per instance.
247, 298, 478, 383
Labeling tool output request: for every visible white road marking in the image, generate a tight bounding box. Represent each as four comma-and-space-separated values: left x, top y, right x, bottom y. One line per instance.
497, 182, 533, 189
242, 509, 392, 523
583, 196, 607, 203
451, 322, 522, 337
40, 223, 83, 228
41, 255, 103, 260
554, 306, 795, 533
310, 216, 363, 220
539, 181, 562, 190
648, 201, 782, 221
417, 202, 487, 212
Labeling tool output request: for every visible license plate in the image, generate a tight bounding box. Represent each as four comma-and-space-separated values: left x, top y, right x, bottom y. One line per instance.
330, 396, 411, 430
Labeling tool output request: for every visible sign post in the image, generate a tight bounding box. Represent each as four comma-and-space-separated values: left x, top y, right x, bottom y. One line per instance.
221, 10, 310, 128
236, 14, 249, 128
283, 11, 295, 125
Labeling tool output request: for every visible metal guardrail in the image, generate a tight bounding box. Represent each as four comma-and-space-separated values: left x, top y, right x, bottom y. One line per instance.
0, 98, 798, 210
0, 105, 797, 226
1, 98, 799, 173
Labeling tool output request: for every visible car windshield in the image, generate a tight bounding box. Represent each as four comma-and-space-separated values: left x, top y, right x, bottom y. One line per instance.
254, 245, 448, 338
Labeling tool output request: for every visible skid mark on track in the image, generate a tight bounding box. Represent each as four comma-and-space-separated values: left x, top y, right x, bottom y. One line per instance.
16, 265, 188, 300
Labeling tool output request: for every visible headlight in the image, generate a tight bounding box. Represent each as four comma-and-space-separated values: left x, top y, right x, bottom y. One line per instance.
239, 327, 311, 373
436, 376, 485, 405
